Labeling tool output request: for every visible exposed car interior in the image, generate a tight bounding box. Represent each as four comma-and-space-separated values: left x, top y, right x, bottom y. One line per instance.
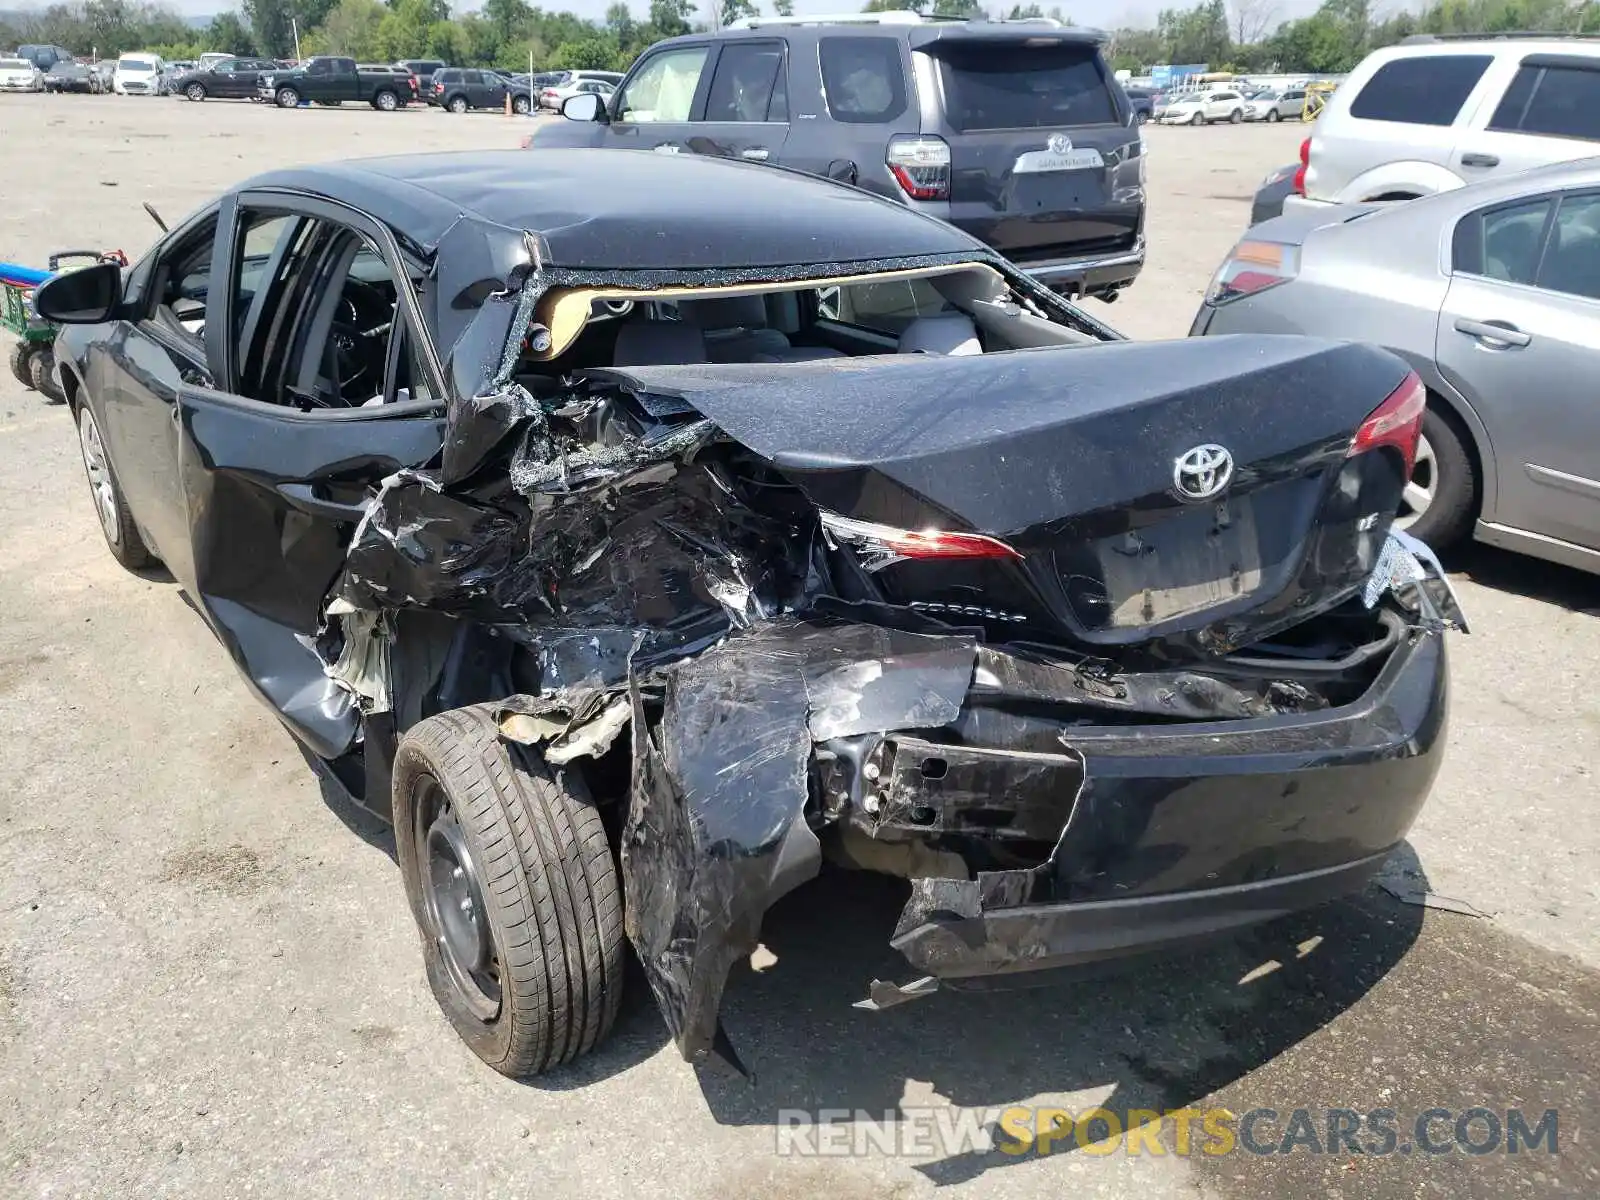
518, 264, 1099, 386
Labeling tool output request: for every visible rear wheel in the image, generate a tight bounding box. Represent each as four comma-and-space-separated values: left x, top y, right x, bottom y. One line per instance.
448, 94, 468, 114
1396, 407, 1476, 550
275, 86, 300, 108
29, 348, 63, 402
374, 89, 399, 111
512, 93, 531, 115
8, 341, 33, 387
393, 704, 624, 1077
76, 402, 153, 569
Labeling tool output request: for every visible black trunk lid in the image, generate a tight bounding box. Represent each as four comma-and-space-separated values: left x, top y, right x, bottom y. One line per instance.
593, 337, 1412, 654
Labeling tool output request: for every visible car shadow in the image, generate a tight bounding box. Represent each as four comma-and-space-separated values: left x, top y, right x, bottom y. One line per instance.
1444, 541, 1598, 613
678, 846, 1428, 1183
299, 724, 1429, 1138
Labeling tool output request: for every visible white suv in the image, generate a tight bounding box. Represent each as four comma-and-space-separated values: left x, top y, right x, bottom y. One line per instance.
1289, 35, 1600, 209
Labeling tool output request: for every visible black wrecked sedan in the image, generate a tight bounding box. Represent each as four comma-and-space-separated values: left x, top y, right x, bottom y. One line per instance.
38, 149, 1464, 1077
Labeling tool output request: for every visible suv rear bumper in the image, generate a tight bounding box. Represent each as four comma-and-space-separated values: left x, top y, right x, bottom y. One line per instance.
1021, 238, 1144, 296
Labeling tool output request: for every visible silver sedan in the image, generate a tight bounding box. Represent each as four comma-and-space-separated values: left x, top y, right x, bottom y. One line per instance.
1191, 157, 1600, 575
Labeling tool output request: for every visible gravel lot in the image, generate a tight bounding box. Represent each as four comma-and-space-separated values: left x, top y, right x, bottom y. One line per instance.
1, 95, 1597, 1199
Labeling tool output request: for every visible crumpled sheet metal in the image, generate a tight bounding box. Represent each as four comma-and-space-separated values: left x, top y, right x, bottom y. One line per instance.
620, 620, 976, 1069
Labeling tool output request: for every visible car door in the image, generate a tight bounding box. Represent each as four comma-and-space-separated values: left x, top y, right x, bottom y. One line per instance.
207, 59, 240, 97
171, 192, 448, 758
1436, 189, 1600, 552
1280, 89, 1305, 119
1455, 56, 1600, 181
687, 39, 791, 166
478, 69, 509, 110
92, 207, 221, 579
602, 43, 714, 154
1206, 90, 1237, 120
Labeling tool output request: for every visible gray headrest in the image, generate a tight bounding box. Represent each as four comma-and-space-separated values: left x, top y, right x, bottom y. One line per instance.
897, 313, 981, 357
678, 294, 769, 331
612, 321, 708, 366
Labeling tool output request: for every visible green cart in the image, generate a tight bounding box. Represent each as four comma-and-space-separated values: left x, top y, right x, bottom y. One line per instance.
2, 250, 126, 402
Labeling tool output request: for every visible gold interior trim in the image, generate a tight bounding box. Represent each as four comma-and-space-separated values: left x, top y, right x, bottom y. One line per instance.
533, 262, 1004, 361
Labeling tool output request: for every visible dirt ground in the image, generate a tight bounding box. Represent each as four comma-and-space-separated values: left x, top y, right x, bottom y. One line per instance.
1, 95, 1597, 1199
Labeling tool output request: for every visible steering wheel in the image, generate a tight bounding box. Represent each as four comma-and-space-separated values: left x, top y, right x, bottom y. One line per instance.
325, 280, 394, 400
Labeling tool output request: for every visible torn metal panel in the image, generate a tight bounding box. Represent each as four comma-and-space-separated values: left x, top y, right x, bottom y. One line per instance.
496, 691, 632, 765
619, 620, 980, 1066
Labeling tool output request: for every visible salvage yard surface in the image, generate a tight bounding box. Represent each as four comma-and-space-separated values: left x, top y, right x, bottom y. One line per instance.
2, 97, 1597, 1198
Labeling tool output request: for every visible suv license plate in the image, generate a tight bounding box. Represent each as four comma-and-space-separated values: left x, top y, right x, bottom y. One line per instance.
1014, 148, 1105, 174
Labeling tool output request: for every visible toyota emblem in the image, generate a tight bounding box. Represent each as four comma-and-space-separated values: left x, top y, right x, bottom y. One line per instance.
1173, 444, 1234, 502
1047, 132, 1072, 154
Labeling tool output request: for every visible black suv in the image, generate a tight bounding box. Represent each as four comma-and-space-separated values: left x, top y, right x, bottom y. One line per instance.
430, 66, 532, 113
530, 15, 1146, 299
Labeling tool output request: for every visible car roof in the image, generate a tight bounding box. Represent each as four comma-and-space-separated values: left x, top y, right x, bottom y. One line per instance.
1372, 35, 1600, 62
650, 19, 1105, 48
238, 148, 983, 270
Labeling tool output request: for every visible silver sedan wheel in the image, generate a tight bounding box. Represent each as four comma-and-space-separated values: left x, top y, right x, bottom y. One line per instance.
1395, 433, 1436, 531
78, 406, 121, 545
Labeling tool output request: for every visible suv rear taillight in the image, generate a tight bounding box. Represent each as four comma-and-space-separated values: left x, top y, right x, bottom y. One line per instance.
1348, 372, 1425, 475
1204, 239, 1299, 305
886, 135, 951, 201
433, 80, 443, 93
1293, 135, 1310, 194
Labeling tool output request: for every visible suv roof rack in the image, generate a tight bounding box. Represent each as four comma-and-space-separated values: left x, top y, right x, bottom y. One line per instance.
726, 11, 954, 27
725, 11, 1065, 29
1400, 31, 1600, 43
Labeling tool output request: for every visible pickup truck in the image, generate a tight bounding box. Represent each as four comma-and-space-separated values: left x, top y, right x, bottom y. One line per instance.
258, 56, 409, 110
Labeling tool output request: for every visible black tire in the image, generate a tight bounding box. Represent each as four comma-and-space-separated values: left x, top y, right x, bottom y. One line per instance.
8, 341, 32, 387
185, 82, 205, 101
447, 94, 468, 114
393, 704, 624, 1077
512, 93, 531, 115
1266, 108, 1281, 122
1229, 108, 1242, 123
374, 89, 399, 111
74, 401, 154, 570
29, 348, 64, 402
1399, 407, 1477, 551
275, 86, 300, 108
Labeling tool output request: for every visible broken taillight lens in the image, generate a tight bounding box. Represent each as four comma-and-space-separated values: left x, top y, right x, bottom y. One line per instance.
1293, 135, 1310, 194
886, 135, 951, 201
1348, 371, 1426, 475
820, 512, 1020, 573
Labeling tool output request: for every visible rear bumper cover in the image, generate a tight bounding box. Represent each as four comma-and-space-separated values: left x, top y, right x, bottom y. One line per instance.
885, 624, 1447, 981
1021, 238, 1145, 296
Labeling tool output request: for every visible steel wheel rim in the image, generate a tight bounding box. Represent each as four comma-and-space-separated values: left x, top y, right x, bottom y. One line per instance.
77, 407, 121, 545
1396, 433, 1436, 530
414, 775, 500, 1020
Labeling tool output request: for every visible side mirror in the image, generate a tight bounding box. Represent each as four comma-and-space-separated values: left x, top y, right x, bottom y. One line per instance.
32, 261, 123, 324
562, 91, 604, 122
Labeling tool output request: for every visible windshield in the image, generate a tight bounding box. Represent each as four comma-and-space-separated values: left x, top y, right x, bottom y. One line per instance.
121, 59, 157, 72
0, 58, 32, 69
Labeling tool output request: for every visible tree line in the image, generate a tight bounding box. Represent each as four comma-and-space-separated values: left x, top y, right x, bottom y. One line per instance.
1108, 0, 1600, 79
5, 0, 1600, 79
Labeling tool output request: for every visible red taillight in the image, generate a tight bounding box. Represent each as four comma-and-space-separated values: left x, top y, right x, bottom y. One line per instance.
433, 81, 443, 93
886, 135, 951, 201
819, 512, 1019, 571
1349, 372, 1426, 475
1292, 136, 1310, 194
